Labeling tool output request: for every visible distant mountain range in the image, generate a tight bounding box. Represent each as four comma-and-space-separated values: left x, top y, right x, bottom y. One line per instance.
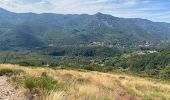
0, 8, 170, 49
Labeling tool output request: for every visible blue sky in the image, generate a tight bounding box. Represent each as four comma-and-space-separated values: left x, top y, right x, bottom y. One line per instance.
0, 0, 170, 22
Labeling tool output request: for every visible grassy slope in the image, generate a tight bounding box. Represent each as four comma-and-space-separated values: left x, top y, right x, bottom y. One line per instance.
0, 64, 170, 100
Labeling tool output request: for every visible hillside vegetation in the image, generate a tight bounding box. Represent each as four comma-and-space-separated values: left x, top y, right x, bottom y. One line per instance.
0, 47, 169, 81
0, 8, 170, 49
0, 64, 170, 100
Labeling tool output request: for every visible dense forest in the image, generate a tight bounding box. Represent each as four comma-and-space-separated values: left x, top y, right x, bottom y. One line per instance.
0, 46, 169, 81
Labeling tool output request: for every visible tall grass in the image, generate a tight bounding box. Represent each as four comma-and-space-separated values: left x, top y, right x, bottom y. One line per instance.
0, 64, 170, 100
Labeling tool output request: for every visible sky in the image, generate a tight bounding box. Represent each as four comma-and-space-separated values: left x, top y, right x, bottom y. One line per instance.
0, 0, 170, 23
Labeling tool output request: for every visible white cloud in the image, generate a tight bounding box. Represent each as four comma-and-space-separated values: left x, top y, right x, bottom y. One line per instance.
0, 0, 144, 13
0, 0, 170, 22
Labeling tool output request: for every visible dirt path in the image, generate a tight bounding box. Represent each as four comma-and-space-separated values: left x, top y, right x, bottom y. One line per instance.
0, 76, 28, 100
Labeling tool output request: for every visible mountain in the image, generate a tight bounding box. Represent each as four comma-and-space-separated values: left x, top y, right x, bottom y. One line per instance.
0, 8, 170, 49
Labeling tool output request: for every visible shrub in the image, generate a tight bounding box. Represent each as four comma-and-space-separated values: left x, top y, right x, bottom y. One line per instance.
159, 65, 170, 80
41, 72, 47, 77
0, 69, 24, 76
24, 77, 58, 91
76, 78, 91, 84
13, 76, 62, 94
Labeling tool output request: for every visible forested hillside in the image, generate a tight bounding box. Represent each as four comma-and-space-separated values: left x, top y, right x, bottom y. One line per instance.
0, 7, 170, 81
0, 8, 170, 49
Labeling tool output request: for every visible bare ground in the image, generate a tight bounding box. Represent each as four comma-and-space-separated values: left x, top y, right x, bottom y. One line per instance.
0, 76, 28, 100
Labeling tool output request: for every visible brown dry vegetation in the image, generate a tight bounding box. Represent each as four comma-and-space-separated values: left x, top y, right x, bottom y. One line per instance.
0, 64, 170, 100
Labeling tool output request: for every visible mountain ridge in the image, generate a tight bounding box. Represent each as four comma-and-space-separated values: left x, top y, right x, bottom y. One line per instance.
0, 8, 170, 49
1, 7, 170, 24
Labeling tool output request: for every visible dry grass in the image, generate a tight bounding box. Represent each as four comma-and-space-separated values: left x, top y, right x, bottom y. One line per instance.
0, 64, 170, 100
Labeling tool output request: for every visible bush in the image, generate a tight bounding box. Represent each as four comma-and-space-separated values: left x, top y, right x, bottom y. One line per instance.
76, 78, 91, 84
159, 65, 170, 80
13, 76, 62, 93
41, 72, 47, 77
0, 69, 24, 76
83, 65, 113, 72
25, 77, 58, 91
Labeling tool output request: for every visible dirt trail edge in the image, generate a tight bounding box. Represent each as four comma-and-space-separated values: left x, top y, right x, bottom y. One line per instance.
0, 76, 28, 100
